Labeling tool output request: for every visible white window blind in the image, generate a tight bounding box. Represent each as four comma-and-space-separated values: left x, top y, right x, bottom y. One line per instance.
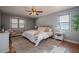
11, 18, 18, 28
58, 14, 70, 32
11, 18, 25, 28
19, 19, 25, 28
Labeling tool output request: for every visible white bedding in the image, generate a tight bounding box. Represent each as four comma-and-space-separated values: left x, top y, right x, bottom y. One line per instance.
22, 30, 53, 46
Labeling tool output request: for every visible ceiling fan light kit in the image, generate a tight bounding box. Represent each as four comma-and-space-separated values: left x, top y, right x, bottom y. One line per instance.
25, 6, 43, 16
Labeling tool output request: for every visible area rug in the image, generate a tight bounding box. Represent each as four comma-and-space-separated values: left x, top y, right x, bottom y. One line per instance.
11, 36, 61, 53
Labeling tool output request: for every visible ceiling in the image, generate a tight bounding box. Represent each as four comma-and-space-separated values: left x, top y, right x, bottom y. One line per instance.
0, 6, 75, 18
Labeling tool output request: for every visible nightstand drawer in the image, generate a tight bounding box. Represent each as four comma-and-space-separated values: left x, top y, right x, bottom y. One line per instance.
54, 35, 63, 40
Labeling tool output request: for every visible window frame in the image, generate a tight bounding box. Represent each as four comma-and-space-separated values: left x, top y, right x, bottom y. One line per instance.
19, 19, 25, 28
11, 18, 19, 29
11, 17, 25, 29
58, 14, 71, 32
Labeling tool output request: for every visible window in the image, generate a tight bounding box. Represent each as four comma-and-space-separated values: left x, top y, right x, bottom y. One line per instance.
11, 18, 25, 28
58, 14, 70, 32
19, 19, 25, 28
11, 18, 18, 28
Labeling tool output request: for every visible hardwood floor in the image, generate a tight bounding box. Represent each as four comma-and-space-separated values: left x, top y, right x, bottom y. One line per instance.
11, 36, 79, 53
7, 46, 16, 53
58, 40, 79, 53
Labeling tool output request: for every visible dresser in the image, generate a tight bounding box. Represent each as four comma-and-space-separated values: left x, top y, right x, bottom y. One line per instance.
0, 32, 9, 53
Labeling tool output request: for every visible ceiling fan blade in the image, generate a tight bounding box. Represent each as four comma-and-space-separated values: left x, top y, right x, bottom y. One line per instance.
29, 12, 39, 15
29, 13, 32, 15
37, 11, 43, 13
36, 13, 39, 15
25, 10, 31, 12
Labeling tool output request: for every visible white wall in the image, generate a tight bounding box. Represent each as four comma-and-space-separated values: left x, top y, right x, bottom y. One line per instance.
1, 13, 36, 34
36, 7, 79, 43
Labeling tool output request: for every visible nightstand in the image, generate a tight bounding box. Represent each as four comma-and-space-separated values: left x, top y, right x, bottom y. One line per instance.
54, 32, 64, 41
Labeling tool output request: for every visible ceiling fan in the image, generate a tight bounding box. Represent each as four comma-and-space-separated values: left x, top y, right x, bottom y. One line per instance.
25, 7, 43, 15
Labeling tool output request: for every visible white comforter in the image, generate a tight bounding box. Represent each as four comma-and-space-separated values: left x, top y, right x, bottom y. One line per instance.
22, 30, 53, 46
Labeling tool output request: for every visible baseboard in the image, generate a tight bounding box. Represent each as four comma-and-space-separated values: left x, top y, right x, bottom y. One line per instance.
64, 39, 79, 44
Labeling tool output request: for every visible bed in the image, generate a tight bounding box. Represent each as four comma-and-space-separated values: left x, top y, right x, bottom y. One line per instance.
22, 27, 53, 46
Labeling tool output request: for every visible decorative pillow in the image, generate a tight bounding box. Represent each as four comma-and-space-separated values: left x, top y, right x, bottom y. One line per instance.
43, 27, 50, 32
38, 27, 45, 32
